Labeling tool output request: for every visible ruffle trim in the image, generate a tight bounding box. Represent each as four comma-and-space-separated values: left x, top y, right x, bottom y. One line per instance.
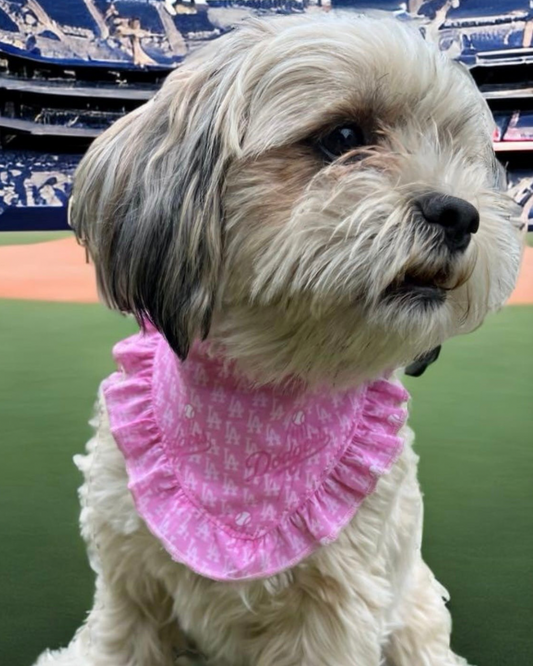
102, 327, 409, 581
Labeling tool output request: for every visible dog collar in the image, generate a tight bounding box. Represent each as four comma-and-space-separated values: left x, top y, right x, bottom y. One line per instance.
103, 326, 409, 581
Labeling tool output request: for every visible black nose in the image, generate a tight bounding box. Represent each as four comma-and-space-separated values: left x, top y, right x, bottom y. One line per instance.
417, 193, 479, 253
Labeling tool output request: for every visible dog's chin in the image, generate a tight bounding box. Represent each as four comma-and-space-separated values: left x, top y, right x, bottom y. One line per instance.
215, 262, 477, 388
213, 297, 451, 390
216, 236, 506, 388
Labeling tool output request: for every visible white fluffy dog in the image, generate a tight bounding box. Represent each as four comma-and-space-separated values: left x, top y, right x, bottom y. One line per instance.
36, 14, 523, 666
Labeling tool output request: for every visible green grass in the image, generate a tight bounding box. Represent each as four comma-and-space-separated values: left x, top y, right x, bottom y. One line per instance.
0, 302, 137, 666
404, 305, 533, 666
0, 301, 531, 666
0, 231, 72, 246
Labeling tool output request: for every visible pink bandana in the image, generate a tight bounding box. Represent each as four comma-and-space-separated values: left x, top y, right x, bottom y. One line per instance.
103, 326, 409, 581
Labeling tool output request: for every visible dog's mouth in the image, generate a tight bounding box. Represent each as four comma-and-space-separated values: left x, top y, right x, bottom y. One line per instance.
383, 271, 448, 307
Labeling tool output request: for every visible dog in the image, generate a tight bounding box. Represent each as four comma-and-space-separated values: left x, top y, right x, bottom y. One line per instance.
35, 14, 523, 666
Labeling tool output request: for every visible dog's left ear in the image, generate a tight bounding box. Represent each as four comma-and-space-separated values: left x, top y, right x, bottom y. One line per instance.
405, 346, 442, 377
69, 61, 242, 360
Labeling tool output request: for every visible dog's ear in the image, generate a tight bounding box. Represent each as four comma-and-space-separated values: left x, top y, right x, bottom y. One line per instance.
69, 61, 241, 359
404, 345, 442, 378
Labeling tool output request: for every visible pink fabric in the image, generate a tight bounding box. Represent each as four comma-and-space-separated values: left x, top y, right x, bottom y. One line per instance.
103, 326, 409, 581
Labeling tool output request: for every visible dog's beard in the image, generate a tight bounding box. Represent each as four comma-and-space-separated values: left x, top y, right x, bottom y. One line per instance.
218, 143, 522, 387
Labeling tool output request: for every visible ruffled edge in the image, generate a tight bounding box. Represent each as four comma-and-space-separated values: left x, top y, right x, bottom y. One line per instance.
103, 327, 409, 581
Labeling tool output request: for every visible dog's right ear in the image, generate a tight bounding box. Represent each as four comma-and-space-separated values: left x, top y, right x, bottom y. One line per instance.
69, 62, 240, 360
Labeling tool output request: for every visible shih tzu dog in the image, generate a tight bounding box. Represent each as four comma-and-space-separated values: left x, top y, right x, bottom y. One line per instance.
36, 13, 522, 666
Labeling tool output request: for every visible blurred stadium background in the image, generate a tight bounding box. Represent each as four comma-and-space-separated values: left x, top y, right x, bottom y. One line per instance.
0, 2, 532, 665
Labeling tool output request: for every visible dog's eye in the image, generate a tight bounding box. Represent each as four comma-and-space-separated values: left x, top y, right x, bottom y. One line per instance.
317, 124, 365, 161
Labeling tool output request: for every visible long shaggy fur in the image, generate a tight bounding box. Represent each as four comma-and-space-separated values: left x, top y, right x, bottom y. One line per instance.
40, 13, 523, 666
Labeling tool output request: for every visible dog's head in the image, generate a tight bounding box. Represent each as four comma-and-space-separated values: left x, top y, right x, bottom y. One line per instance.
71, 15, 523, 385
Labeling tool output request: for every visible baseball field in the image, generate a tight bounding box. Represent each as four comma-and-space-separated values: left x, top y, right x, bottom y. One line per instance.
0, 233, 531, 666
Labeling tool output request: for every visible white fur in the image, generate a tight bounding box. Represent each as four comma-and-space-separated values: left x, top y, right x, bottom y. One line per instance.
39, 13, 524, 666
